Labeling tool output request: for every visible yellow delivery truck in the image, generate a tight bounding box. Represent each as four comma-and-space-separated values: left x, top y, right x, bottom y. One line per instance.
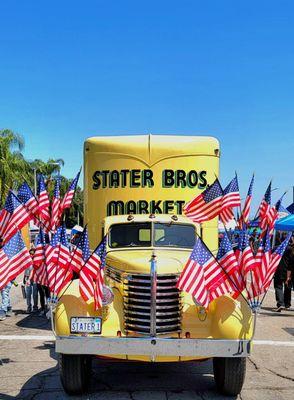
54, 134, 253, 396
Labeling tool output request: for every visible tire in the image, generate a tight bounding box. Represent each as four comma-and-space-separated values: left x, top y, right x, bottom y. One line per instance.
213, 357, 246, 396
59, 354, 92, 395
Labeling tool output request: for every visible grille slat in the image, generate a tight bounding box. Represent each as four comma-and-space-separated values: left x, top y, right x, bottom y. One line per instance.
124, 273, 182, 335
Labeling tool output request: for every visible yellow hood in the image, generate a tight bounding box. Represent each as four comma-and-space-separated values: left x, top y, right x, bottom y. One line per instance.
106, 249, 191, 275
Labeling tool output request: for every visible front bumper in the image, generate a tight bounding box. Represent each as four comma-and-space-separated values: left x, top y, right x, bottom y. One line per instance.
55, 336, 251, 358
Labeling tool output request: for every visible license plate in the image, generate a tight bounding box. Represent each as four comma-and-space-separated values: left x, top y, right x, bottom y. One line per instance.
70, 317, 102, 334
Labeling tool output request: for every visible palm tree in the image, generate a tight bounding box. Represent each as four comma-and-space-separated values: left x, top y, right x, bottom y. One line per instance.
28, 158, 65, 194
0, 129, 28, 205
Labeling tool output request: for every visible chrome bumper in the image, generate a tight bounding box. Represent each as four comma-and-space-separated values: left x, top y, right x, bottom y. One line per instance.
55, 336, 251, 358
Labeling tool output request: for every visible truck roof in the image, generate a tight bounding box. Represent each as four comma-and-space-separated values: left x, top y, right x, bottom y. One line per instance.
85, 134, 219, 166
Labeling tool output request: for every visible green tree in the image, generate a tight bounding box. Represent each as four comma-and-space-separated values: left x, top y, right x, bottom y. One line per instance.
28, 158, 65, 193
0, 129, 28, 205
0, 128, 83, 228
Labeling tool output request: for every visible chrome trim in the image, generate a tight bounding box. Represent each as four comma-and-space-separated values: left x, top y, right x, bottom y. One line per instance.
105, 265, 122, 283
150, 252, 157, 336
55, 336, 251, 358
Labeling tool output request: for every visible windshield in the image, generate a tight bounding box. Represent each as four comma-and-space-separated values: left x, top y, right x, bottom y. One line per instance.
109, 222, 195, 249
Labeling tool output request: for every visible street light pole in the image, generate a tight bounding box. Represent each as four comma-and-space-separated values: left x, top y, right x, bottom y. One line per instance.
33, 168, 37, 196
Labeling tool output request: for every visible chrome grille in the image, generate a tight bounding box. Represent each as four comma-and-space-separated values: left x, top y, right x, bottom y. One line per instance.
123, 274, 182, 335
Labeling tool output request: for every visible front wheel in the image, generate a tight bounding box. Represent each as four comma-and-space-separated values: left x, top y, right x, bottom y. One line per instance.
59, 354, 92, 395
213, 357, 246, 396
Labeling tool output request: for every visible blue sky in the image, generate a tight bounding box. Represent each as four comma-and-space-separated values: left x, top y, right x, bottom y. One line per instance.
0, 1, 294, 212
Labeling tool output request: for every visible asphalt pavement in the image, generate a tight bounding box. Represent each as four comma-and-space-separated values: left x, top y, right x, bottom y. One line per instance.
0, 283, 293, 400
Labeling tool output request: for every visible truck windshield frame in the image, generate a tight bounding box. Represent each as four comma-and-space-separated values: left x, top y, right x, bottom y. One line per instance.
108, 222, 196, 249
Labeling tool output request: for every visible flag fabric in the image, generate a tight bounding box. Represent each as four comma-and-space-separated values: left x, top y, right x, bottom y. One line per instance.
240, 233, 257, 274
0, 191, 31, 244
79, 236, 107, 307
33, 228, 47, 267
0, 232, 32, 290
240, 174, 254, 225
70, 227, 90, 274
44, 226, 72, 294
259, 231, 271, 291
51, 178, 61, 231
54, 226, 70, 269
220, 207, 235, 224
32, 229, 48, 286
37, 174, 50, 223
33, 262, 48, 286
248, 231, 271, 299
220, 175, 241, 224
259, 182, 271, 229
47, 261, 72, 295
184, 179, 223, 223
212, 231, 242, 299
45, 227, 62, 265
177, 238, 230, 308
268, 195, 286, 234
17, 182, 39, 220
60, 170, 80, 213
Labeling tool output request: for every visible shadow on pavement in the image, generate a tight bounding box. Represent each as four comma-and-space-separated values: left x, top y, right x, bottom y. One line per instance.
260, 306, 294, 316
0, 346, 237, 400
283, 327, 294, 336
15, 311, 51, 331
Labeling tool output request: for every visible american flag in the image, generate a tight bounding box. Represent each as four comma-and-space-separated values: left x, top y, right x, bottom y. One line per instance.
259, 182, 271, 229
220, 175, 241, 224
60, 170, 80, 213
51, 178, 61, 232
33, 228, 46, 267
0, 232, 32, 290
70, 227, 90, 274
210, 232, 238, 300
17, 182, 39, 220
184, 179, 223, 223
263, 233, 292, 291
37, 174, 50, 223
79, 236, 107, 307
47, 261, 72, 295
248, 231, 271, 299
240, 233, 256, 274
45, 226, 72, 295
268, 195, 285, 233
259, 231, 271, 290
177, 238, 226, 308
214, 231, 244, 298
240, 174, 254, 225
45, 227, 62, 265
0, 191, 31, 245
54, 225, 70, 269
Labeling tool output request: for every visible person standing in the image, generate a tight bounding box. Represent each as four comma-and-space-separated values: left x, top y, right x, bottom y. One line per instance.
24, 248, 38, 313
0, 281, 12, 321
274, 236, 294, 312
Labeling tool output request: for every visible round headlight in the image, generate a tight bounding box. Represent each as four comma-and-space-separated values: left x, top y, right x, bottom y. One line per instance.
102, 285, 114, 306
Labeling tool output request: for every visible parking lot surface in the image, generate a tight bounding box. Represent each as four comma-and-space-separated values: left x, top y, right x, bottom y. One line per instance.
0, 285, 293, 400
